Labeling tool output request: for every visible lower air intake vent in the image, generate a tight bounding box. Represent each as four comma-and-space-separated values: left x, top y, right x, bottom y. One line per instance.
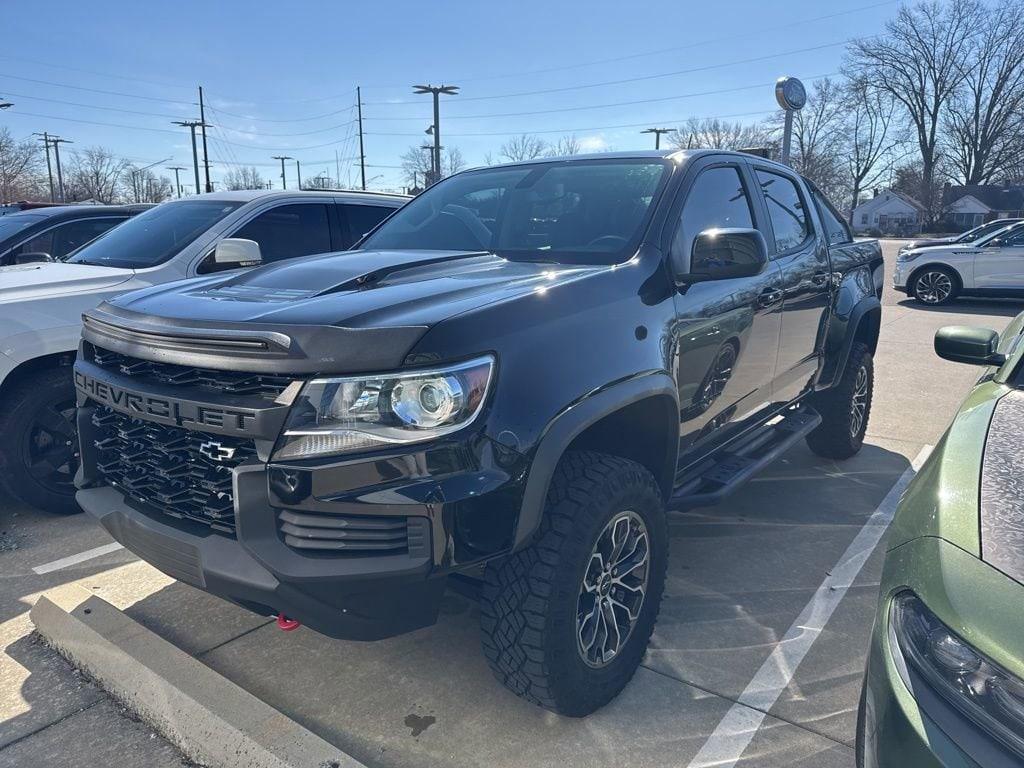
278, 510, 429, 557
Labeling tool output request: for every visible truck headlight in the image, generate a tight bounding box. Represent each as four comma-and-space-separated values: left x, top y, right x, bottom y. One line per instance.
274, 355, 494, 459
891, 592, 1024, 758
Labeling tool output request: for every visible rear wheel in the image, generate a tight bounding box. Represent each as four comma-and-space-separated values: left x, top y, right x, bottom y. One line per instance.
0, 367, 81, 514
479, 451, 667, 716
806, 342, 873, 460
911, 267, 958, 305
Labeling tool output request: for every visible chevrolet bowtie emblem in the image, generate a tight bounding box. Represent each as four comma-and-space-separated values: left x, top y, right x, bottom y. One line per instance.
199, 440, 237, 462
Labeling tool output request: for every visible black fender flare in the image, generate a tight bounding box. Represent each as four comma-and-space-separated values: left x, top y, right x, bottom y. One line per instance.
819, 295, 881, 389
512, 372, 678, 549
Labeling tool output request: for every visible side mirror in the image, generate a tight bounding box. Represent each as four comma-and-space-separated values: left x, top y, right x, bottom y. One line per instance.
985, 238, 1003, 248
682, 228, 769, 283
214, 238, 262, 268
13, 251, 53, 264
935, 326, 1005, 366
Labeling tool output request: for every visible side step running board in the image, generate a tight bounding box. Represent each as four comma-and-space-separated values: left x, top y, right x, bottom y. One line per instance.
668, 406, 822, 511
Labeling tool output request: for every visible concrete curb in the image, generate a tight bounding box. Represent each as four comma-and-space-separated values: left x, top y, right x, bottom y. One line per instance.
30, 584, 363, 768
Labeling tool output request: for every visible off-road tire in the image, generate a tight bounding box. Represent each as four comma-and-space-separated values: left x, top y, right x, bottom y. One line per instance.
910, 266, 959, 306
479, 451, 668, 716
806, 342, 873, 460
0, 367, 81, 514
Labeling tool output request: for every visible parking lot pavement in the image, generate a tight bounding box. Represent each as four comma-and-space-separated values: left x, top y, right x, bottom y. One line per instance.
2, 239, 1022, 767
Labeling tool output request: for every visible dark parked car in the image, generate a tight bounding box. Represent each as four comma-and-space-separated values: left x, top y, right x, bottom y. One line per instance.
74, 150, 883, 715
0, 204, 152, 265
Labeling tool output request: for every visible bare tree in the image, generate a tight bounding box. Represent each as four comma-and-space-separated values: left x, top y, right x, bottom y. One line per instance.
223, 166, 266, 190
548, 135, 582, 156
123, 166, 173, 203
65, 147, 129, 203
772, 78, 849, 204
0, 128, 45, 202
847, 1, 979, 223
499, 134, 548, 162
843, 79, 901, 220
670, 118, 775, 152
943, 1, 1024, 184
400, 145, 464, 188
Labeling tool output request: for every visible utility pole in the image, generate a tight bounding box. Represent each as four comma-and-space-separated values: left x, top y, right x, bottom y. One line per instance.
198, 87, 213, 193
166, 166, 187, 198
48, 136, 72, 202
272, 156, 292, 189
33, 133, 55, 201
640, 127, 672, 150
295, 159, 302, 190
413, 84, 458, 186
173, 120, 204, 195
357, 86, 366, 190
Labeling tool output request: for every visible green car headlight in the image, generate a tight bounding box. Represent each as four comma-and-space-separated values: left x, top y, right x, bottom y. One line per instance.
891, 592, 1024, 758
274, 356, 494, 460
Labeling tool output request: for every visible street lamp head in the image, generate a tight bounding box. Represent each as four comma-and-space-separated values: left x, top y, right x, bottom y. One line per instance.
413, 84, 459, 96
0, 101, 12, 110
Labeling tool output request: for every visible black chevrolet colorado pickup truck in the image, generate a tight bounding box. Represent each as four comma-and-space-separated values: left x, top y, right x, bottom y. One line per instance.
73, 150, 883, 716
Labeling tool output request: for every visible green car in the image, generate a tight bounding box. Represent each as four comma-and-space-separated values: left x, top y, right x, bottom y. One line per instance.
859, 312, 1024, 766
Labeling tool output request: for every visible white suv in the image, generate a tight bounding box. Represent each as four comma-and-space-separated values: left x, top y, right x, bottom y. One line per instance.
893, 221, 1024, 305
0, 189, 407, 514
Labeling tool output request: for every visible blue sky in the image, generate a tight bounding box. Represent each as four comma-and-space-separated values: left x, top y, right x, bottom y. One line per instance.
0, 0, 897, 192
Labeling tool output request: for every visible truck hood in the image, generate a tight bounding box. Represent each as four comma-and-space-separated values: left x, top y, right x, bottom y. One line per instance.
0, 261, 135, 302
108, 249, 607, 329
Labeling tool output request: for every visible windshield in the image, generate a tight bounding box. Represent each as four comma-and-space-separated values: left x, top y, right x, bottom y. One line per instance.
360, 159, 671, 264
956, 220, 1019, 243
66, 200, 242, 268
0, 213, 45, 244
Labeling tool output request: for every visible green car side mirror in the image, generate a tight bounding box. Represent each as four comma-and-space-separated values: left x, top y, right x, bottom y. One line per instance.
934, 326, 1006, 366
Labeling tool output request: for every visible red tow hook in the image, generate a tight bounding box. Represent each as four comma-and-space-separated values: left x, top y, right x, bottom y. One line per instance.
276, 614, 301, 631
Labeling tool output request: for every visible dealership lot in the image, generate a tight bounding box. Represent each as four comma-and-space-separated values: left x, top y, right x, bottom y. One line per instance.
2, 240, 1022, 768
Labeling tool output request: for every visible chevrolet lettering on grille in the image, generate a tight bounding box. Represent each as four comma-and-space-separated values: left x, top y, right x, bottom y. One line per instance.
75, 370, 258, 435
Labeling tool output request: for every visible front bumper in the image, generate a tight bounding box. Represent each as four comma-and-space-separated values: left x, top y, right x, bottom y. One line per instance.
891, 262, 910, 291
860, 537, 1024, 767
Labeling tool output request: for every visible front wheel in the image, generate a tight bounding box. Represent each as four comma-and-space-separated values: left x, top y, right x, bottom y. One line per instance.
911, 267, 958, 305
806, 342, 874, 460
0, 367, 81, 514
479, 451, 668, 716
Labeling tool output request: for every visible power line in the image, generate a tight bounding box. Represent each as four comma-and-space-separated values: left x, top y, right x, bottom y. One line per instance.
0, 54, 192, 91
366, 40, 851, 105
0, 73, 194, 105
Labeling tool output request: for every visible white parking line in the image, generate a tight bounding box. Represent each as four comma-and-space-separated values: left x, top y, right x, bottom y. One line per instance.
32, 542, 125, 575
687, 444, 933, 768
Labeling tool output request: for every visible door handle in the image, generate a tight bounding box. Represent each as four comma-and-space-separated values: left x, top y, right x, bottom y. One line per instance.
811, 271, 830, 287
757, 287, 783, 309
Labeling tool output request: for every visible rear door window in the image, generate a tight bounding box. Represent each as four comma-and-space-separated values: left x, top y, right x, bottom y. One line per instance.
809, 188, 851, 246
755, 170, 811, 254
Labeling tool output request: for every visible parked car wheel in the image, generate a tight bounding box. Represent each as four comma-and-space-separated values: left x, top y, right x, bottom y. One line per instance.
479, 451, 667, 716
0, 367, 81, 514
911, 267, 959, 305
806, 342, 874, 460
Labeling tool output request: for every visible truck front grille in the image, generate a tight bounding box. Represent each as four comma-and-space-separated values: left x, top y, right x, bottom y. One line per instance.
277, 509, 430, 557
91, 406, 255, 533
88, 344, 293, 400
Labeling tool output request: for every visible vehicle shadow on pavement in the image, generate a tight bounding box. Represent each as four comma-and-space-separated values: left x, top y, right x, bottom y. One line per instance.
896, 297, 1023, 317
58, 441, 912, 768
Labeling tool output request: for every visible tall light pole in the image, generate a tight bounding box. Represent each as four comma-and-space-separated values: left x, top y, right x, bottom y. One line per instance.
775, 76, 806, 166
294, 159, 302, 190
641, 127, 672, 150
173, 120, 204, 194
356, 86, 366, 190
273, 156, 293, 189
167, 166, 186, 198
413, 84, 458, 186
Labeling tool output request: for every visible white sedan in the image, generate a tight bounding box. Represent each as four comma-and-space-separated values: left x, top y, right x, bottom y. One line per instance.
893, 221, 1024, 305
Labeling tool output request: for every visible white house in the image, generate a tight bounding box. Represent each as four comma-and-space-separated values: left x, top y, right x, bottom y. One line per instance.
851, 191, 925, 235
